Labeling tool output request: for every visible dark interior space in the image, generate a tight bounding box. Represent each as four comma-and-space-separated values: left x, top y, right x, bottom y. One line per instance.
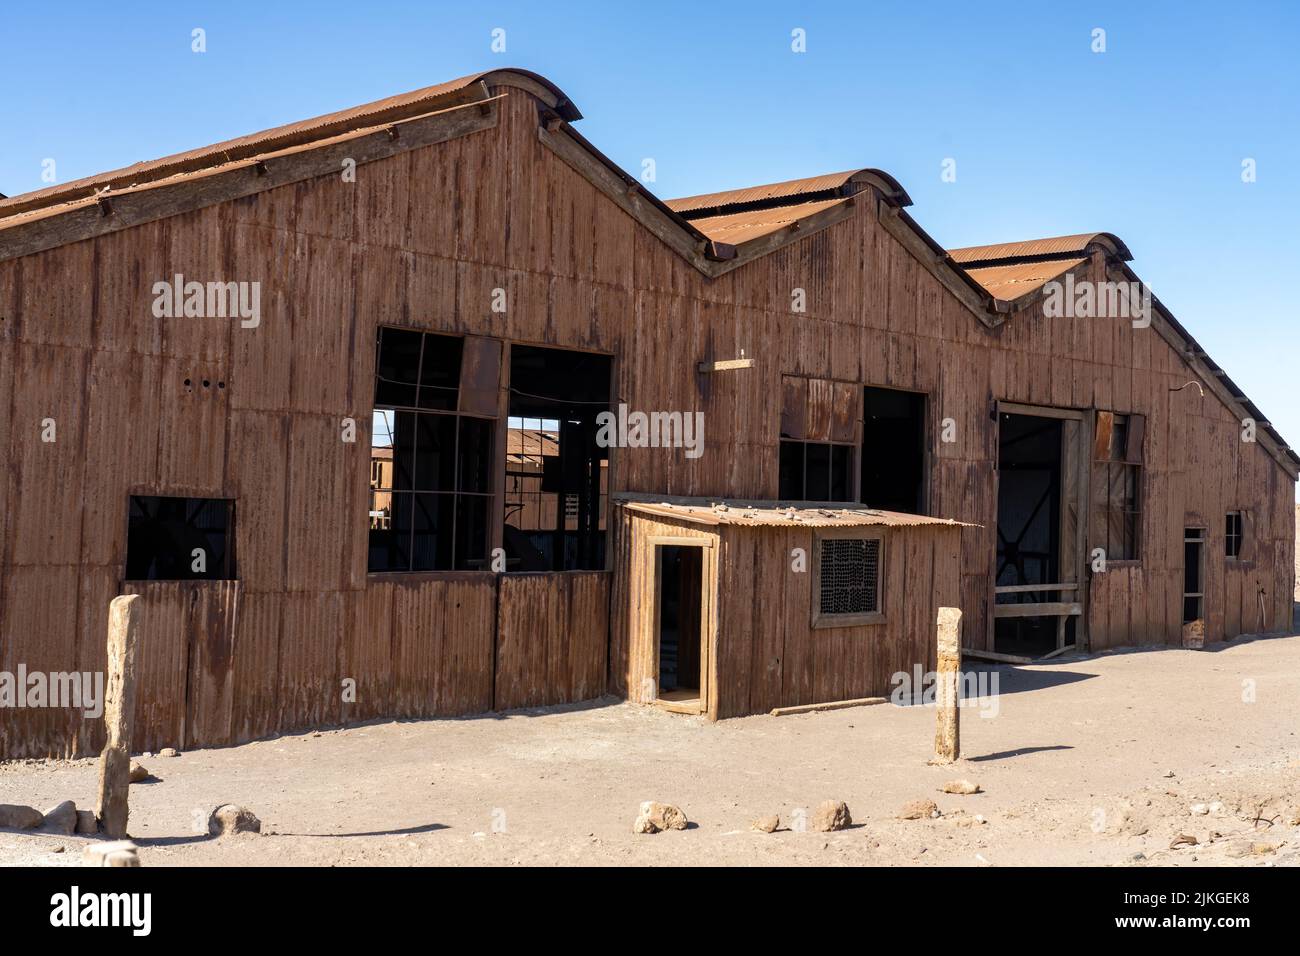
995, 413, 1065, 656
1184, 528, 1204, 623
657, 545, 702, 697
860, 386, 926, 513
779, 440, 854, 501
505, 345, 611, 571
126, 496, 235, 581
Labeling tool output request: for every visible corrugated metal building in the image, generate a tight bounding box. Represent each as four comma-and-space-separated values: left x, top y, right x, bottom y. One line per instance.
0, 69, 1293, 756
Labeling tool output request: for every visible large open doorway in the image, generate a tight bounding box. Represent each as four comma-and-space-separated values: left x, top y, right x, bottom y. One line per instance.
656, 544, 704, 708
994, 407, 1083, 656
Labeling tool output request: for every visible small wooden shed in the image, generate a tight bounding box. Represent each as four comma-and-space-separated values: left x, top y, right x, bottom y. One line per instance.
615, 497, 969, 719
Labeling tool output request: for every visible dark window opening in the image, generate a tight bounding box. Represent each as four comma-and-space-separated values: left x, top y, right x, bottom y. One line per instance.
1225, 511, 1244, 558
126, 496, 235, 581
369, 327, 496, 572
504, 345, 611, 571
860, 386, 926, 513
1184, 527, 1205, 623
779, 440, 854, 501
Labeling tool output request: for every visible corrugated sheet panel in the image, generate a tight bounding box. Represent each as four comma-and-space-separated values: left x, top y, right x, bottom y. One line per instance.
621, 500, 974, 528
683, 198, 849, 244
949, 232, 1129, 264
665, 170, 861, 215
963, 257, 1088, 300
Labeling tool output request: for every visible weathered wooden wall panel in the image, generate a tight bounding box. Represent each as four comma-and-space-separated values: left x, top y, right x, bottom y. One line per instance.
495, 572, 609, 711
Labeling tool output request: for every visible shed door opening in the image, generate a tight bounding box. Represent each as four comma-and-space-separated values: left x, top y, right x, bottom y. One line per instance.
657, 545, 703, 702
995, 412, 1067, 655
1183, 528, 1205, 623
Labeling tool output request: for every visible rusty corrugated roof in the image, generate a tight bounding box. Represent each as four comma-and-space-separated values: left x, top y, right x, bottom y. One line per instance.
948, 232, 1132, 265
683, 198, 850, 244
0, 69, 578, 224
963, 257, 1088, 300
621, 499, 973, 529
664, 168, 911, 219
666, 171, 862, 215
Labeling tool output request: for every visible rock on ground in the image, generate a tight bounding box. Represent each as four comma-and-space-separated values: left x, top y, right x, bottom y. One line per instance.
941, 780, 981, 795
75, 809, 98, 835
128, 761, 151, 783
751, 814, 780, 833
811, 800, 852, 832
83, 840, 140, 867
633, 801, 687, 834
899, 799, 939, 820
159, 748, 180, 757
208, 804, 262, 837
0, 804, 43, 830
41, 800, 78, 835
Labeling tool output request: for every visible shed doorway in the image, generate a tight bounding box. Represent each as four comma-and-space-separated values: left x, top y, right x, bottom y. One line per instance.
656, 544, 705, 710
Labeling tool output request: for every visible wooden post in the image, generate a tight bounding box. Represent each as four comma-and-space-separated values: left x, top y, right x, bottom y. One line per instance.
933, 606, 962, 764
96, 595, 141, 838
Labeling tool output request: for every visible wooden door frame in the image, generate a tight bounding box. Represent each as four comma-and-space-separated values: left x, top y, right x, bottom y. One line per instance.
993, 401, 1091, 651
647, 536, 713, 715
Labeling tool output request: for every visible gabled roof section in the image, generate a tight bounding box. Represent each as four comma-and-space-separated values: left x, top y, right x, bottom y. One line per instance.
949, 232, 1133, 267
962, 258, 1088, 300
0, 69, 577, 225
948, 232, 1132, 304
666, 169, 911, 218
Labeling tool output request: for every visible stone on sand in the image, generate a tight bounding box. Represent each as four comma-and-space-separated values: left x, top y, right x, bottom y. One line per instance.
811, 800, 852, 832
0, 804, 43, 830
633, 801, 687, 834
41, 800, 78, 835
899, 799, 939, 820
208, 804, 262, 836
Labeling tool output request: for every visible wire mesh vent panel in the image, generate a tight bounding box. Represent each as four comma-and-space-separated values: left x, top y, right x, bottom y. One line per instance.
819, 538, 881, 615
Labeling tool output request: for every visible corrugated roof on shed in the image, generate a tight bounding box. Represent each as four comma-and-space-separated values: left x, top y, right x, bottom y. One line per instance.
620, 499, 975, 529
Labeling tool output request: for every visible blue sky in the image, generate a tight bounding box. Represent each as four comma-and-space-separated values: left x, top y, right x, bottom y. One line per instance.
2, 1, 1297, 451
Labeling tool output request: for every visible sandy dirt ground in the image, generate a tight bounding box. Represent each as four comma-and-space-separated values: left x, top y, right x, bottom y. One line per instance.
3, 633, 1300, 867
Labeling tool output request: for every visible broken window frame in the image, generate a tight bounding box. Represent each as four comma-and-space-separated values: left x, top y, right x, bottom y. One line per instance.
369, 326, 497, 573
503, 344, 612, 573
1093, 411, 1142, 563
811, 529, 886, 629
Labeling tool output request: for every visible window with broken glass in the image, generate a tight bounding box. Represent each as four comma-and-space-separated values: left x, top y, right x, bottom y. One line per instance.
369, 327, 495, 572
1093, 412, 1142, 562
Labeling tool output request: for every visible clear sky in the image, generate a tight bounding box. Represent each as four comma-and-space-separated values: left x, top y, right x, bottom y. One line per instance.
2, 1, 1297, 455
